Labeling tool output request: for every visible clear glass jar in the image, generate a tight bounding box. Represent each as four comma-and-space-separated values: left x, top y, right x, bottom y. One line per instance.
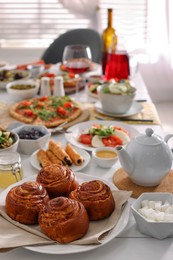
0, 152, 23, 189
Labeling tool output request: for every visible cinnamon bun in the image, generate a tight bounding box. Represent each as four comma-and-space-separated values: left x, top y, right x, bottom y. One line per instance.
39, 196, 89, 243
69, 180, 115, 220
5, 181, 49, 224
36, 164, 79, 198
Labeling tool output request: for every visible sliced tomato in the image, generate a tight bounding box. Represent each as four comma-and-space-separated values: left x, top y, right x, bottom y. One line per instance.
68, 73, 75, 78
102, 135, 123, 147
37, 101, 44, 107
57, 106, 67, 116
20, 100, 32, 107
50, 79, 54, 86
24, 109, 34, 117
38, 96, 48, 101
64, 102, 73, 108
113, 126, 128, 135
79, 134, 92, 145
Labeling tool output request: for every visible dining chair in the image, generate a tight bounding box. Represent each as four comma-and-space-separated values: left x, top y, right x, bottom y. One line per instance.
41, 28, 102, 64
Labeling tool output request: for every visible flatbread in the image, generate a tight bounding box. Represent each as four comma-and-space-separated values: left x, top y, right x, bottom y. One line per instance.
10, 96, 82, 128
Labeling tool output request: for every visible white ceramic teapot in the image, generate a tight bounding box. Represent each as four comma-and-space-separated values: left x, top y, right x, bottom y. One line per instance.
115, 128, 173, 187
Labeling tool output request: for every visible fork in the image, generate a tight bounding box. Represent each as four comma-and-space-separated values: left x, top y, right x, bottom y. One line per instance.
48, 121, 71, 134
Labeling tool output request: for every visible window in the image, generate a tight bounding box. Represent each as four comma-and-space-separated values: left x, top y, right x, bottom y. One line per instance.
0, 0, 147, 51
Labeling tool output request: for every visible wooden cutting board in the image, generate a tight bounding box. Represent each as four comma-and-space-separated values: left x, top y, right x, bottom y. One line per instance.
113, 168, 173, 198
0, 102, 90, 129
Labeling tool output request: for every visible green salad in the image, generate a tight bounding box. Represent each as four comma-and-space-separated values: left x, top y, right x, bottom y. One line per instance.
0, 128, 16, 149
102, 79, 135, 95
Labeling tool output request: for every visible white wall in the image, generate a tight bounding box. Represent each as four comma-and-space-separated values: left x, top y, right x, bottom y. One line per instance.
0, 48, 44, 65
139, 55, 173, 102
1, 48, 173, 103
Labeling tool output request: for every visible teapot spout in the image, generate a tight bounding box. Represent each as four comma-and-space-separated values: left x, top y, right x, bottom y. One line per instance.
115, 146, 134, 176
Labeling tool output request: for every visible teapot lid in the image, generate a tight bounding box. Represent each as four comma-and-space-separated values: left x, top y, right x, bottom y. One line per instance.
135, 128, 163, 145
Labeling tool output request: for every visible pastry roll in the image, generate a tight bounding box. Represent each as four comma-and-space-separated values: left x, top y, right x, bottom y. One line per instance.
36, 164, 79, 198
39, 197, 89, 244
46, 149, 63, 165
65, 143, 84, 166
48, 140, 72, 166
5, 181, 49, 224
69, 180, 115, 220
37, 149, 52, 167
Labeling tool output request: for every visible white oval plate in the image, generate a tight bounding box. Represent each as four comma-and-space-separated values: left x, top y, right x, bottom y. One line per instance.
30, 146, 91, 172
65, 120, 140, 152
0, 173, 130, 254
95, 101, 143, 118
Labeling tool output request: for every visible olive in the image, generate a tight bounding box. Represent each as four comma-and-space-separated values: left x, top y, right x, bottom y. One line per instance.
18, 128, 44, 140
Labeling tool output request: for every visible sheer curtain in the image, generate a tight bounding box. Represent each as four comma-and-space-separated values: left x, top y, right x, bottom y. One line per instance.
147, 0, 173, 67
59, 0, 102, 32
59, 0, 173, 66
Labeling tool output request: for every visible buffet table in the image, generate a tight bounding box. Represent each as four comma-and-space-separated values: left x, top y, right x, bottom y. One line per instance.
0, 71, 173, 260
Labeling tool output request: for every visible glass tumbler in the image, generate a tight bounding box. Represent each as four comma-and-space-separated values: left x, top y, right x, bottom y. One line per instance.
0, 152, 23, 189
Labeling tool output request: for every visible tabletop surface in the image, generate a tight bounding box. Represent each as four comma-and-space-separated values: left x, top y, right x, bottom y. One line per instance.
0, 69, 172, 260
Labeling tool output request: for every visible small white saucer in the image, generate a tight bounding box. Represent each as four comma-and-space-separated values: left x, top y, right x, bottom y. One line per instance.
95, 101, 143, 118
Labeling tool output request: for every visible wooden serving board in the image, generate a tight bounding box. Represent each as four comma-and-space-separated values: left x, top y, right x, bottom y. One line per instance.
0, 102, 90, 130
113, 168, 173, 198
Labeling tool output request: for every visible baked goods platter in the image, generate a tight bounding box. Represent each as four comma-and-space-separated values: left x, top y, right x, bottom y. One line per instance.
0, 172, 130, 254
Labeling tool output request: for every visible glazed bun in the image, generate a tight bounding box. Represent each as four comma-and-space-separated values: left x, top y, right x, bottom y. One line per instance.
36, 164, 79, 198
5, 181, 49, 224
69, 180, 115, 220
39, 196, 89, 244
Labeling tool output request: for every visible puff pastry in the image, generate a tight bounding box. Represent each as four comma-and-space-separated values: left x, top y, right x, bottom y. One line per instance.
65, 143, 84, 166
39, 196, 89, 244
5, 181, 49, 224
69, 180, 115, 220
36, 164, 79, 198
48, 140, 72, 166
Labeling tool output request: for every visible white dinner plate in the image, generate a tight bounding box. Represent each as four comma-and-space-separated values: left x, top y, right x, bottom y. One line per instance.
30, 146, 91, 172
65, 120, 140, 152
0, 173, 130, 254
95, 101, 143, 118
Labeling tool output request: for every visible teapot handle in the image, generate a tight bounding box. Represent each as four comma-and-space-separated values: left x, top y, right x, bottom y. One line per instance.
164, 134, 173, 143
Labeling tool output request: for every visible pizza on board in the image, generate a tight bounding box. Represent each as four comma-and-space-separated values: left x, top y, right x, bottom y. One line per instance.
10, 96, 82, 128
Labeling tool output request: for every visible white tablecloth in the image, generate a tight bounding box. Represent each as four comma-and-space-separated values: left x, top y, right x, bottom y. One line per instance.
1, 72, 173, 260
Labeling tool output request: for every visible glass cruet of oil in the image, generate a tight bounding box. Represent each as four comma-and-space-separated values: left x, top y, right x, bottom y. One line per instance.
0, 152, 23, 189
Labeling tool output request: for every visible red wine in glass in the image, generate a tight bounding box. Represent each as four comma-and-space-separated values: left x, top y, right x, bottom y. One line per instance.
62, 45, 92, 100
64, 58, 90, 74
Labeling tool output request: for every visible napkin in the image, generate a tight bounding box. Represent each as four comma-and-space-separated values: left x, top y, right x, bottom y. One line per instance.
88, 102, 161, 125
0, 190, 132, 251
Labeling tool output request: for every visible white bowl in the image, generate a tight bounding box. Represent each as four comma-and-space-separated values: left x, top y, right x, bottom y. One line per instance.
6, 79, 40, 101
13, 125, 51, 155
92, 147, 118, 168
131, 192, 173, 239
0, 69, 31, 89
97, 83, 136, 114
0, 130, 19, 153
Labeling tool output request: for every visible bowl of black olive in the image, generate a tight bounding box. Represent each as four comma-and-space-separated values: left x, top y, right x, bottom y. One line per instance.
13, 124, 50, 155
6, 79, 39, 101
0, 69, 31, 89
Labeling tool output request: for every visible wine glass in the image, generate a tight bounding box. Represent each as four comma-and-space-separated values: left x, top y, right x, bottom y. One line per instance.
62, 44, 92, 101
